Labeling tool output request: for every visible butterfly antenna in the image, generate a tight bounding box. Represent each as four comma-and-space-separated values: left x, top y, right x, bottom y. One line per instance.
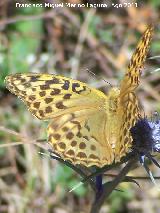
150, 68, 160, 74
146, 54, 160, 74
141, 105, 146, 119
148, 55, 160, 73
148, 55, 160, 60
151, 112, 153, 122
86, 69, 112, 87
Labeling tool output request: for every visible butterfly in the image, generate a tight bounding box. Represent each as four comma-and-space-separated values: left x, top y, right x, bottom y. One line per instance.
5, 25, 153, 168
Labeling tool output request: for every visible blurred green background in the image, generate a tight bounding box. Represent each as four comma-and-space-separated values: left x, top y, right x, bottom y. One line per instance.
0, 0, 160, 213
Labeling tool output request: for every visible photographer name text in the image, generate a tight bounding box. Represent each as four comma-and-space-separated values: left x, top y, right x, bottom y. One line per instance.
16, 2, 138, 9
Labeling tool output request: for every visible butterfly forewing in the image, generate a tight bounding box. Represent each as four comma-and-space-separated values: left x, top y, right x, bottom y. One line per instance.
5, 74, 106, 119
120, 25, 154, 96
115, 25, 154, 160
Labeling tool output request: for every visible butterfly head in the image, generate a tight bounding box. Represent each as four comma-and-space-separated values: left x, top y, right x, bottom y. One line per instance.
108, 87, 120, 98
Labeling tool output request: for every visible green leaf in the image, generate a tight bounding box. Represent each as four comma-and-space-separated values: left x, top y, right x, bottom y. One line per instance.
68, 179, 87, 197
9, 19, 42, 73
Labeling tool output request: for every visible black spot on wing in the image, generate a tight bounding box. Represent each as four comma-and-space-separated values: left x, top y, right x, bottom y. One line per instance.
56, 102, 67, 109
63, 94, 72, 99
61, 80, 70, 90
76, 132, 82, 138
83, 136, 89, 141
20, 78, 27, 83
45, 98, 53, 104
45, 78, 60, 84
33, 102, 40, 109
30, 76, 40, 82
32, 88, 36, 92
79, 142, 86, 149
62, 127, 69, 132
28, 95, 36, 101
21, 91, 27, 96
72, 83, 86, 94
39, 110, 45, 117
72, 83, 80, 92
50, 88, 61, 95
45, 106, 53, 113
66, 132, 74, 139
53, 133, 61, 140
40, 84, 50, 90
39, 91, 46, 97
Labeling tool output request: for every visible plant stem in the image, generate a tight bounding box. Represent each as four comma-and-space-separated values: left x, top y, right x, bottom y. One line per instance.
90, 158, 137, 213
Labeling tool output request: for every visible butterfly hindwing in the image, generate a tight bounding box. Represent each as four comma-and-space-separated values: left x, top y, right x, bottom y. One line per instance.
48, 109, 114, 167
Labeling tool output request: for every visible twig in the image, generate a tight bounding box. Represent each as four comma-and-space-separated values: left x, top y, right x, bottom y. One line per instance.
104, 173, 160, 180
0, 10, 57, 27
49, 150, 96, 191
141, 79, 160, 101
71, 8, 96, 78
0, 126, 23, 137
90, 158, 137, 213
0, 126, 48, 151
80, 152, 134, 185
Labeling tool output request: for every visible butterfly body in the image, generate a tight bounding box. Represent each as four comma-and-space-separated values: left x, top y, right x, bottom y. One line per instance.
5, 25, 154, 167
